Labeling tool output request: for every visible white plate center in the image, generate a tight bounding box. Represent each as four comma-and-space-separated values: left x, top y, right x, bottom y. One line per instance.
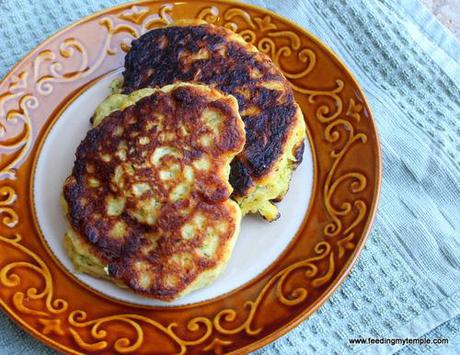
33, 70, 314, 306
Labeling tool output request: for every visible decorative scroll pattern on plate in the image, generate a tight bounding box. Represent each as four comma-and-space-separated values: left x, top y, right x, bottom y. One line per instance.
0, 3, 371, 354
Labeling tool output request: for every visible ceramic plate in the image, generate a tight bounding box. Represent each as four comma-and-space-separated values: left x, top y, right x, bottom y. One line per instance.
0, 1, 380, 353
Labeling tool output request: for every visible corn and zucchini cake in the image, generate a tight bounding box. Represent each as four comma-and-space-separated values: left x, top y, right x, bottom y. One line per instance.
118, 21, 306, 221
63, 83, 245, 301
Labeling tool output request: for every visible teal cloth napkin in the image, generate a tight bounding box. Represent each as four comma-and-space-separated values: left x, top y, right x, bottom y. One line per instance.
1, 0, 459, 354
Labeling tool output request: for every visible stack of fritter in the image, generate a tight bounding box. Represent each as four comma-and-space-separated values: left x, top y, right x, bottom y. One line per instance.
63, 22, 306, 301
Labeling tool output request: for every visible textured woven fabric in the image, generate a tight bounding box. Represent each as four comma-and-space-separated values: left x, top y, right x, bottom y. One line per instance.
0, 0, 459, 354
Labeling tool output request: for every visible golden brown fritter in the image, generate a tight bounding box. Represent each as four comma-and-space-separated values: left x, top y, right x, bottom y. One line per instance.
121, 22, 306, 221
63, 83, 245, 301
